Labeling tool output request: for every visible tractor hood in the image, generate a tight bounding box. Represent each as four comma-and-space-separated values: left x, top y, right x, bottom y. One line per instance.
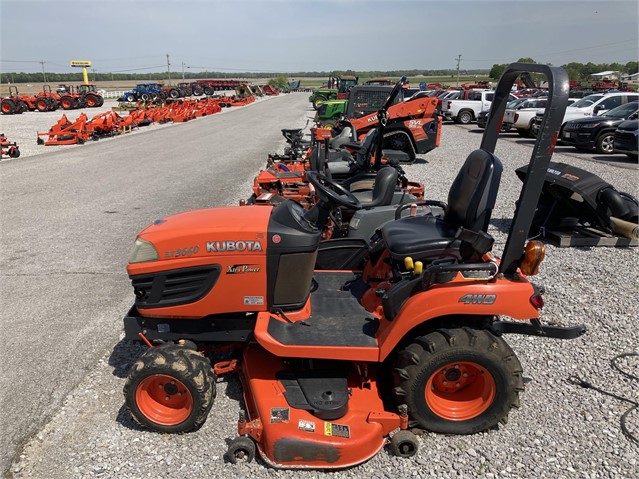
133, 205, 272, 264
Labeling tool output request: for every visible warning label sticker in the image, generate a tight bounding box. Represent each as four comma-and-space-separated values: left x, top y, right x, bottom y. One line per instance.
324, 422, 350, 438
243, 296, 264, 305
270, 408, 290, 423
298, 419, 315, 433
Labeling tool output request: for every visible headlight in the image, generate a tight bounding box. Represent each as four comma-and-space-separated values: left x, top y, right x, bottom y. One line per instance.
129, 238, 159, 263
580, 123, 600, 129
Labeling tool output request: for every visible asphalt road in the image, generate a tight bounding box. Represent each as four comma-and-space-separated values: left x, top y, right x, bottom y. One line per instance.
0, 92, 311, 474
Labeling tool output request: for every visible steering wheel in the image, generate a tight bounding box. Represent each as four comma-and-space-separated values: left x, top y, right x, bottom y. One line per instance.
306, 171, 362, 210
383, 76, 408, 110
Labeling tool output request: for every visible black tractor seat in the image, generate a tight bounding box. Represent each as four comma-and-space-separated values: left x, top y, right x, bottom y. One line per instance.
348, 167, 398, 209
381, 149, 502, 263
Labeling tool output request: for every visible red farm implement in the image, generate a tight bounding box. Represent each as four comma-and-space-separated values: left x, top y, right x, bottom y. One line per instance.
37, 113, 93, 145
196, 79, 245, 95
1, 134, 20, 159
261, 85, 280, 96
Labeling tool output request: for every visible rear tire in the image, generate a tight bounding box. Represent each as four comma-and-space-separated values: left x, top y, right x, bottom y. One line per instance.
124, 344, 216, 433
60, 97, 76, 110
1, 100, 16, 114
36, 98, 49, 112
456, 110, 473, 124
85, 94, 99, 107
393, 328, 523, 434
595, 132, 614, 154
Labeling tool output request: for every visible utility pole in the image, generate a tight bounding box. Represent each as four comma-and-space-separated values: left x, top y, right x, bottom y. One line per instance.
182, 62, 186, 80
40, 60, 47, 83
166, 54, 171, 86
91, 69, 96, 82
455, 54, 462, 87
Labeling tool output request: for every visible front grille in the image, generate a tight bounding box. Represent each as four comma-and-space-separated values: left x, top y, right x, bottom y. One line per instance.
614, 131, 636, 145
131, 265, 220, 308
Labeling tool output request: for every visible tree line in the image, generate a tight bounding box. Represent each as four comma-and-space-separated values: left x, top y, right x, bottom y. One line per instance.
0, 68, 487, 84
489, 59, 638, 80
2, 60, 636, 84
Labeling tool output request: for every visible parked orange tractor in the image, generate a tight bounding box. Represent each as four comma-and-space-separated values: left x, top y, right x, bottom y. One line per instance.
119, 64, 585, 469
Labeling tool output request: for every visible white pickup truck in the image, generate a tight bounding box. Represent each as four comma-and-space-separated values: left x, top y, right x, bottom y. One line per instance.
442, 90, 517, 124
503, 98, 548, 137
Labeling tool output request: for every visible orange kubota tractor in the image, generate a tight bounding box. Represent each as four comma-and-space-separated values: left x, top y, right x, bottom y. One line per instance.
121, 64, 585, 468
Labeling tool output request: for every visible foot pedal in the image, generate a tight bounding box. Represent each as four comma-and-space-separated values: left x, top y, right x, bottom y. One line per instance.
277, 370, 349, 420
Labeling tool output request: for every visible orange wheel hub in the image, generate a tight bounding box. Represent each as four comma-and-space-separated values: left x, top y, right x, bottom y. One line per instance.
136, 374, 193, 425
425, 361, 496, 421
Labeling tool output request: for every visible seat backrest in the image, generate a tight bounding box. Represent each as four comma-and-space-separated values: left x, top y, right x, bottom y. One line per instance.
445, 149, 503, 232
360, 129, 377, 153
330, 126, 353, 150
368, 167, 398, 208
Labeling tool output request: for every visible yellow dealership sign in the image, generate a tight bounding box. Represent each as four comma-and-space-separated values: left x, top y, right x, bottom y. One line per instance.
70, 60, 92, 84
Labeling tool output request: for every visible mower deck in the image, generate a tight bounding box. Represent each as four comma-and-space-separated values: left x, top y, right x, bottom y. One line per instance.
239, 342, 397, 469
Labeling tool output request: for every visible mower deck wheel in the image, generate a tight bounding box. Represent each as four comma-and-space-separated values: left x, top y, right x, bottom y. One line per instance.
390, 430, 419, 458
393, 327, 523, 434
226, 436, 256, 464
124, 343, 216, 433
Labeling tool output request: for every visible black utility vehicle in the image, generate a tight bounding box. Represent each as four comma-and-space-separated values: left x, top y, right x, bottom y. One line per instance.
561, 102, 639, 154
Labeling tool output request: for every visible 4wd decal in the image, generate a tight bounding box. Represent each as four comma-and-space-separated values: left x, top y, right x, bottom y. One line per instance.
459, 294, 496, 305
206, 240, 263, 253
226, 264, 260, 274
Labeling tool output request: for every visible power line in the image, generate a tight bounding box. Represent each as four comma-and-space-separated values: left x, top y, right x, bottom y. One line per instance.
110, 65, 166, 73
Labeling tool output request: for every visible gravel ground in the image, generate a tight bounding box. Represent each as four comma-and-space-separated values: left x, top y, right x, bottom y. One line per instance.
8, 114, 639, 478
0, 94, 278, 160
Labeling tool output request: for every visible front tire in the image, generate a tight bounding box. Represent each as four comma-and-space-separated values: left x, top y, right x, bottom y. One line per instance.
393, 328, 523, 434
595, 132, 614, 154
124, 343, 216, 433
312, 95, 327, 110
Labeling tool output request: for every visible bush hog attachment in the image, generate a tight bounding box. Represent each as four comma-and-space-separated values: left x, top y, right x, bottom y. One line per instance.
121, 64, 586, 469
37, 113, 93, 145
1, 134, 20, 159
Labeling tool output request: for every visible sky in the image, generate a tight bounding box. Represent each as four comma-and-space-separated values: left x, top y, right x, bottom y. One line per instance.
1, 0, 637, 74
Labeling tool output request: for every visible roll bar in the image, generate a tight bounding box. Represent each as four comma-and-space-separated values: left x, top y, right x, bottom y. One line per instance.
481, 63, 569, 275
